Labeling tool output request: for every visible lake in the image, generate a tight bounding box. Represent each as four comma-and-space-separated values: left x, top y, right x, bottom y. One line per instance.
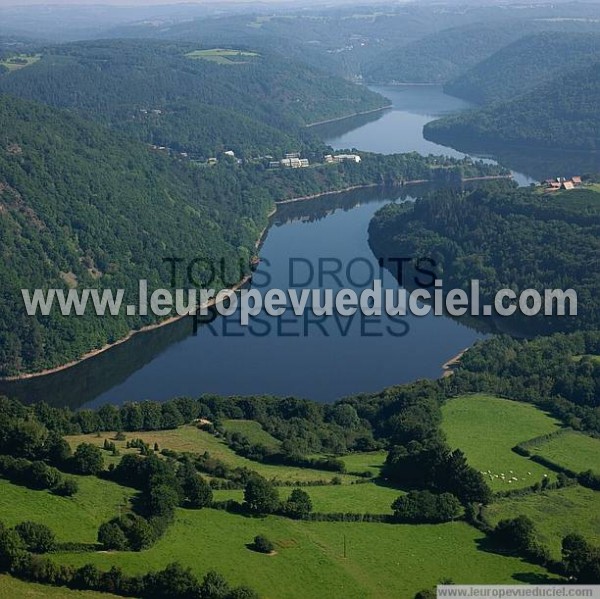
317, 85, 537, 186
5, 84, 541, 409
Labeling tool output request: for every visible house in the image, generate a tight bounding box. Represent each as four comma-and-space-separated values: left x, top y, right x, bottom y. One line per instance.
571, 176, 582, 185
223, 150, 235, 157
333, 154, 361, 164
561, 180, 575, 190
280, 157, 309, 168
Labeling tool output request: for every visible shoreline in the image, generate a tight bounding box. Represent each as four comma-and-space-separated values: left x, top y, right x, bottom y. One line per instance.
441, 348, 469, 378
275, 178, 435, 206
305, 104, 391, 128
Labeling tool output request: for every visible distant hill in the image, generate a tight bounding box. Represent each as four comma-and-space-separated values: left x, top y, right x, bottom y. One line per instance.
425, 62, 600, 151
445, 32, 600, 104
0, 40, 388, 159
362, 21, 536, 84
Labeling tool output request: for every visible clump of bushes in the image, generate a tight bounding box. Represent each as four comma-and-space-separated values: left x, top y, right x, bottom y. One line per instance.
0, 455, 78, 496
252, 535, 274, 554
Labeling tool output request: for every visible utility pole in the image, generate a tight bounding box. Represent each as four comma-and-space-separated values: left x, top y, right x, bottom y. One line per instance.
343, 534, 347, 559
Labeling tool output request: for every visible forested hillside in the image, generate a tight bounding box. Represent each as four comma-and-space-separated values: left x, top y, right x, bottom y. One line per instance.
445, 32, 600, 105
0, 94, 275, 377
369, 184, 600, 335
0, 40, 388, 159
425, 62, 600, 151
363, 21, 536, 84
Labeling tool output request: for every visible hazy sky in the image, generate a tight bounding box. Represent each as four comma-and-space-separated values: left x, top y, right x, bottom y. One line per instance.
1, 0, 376, 7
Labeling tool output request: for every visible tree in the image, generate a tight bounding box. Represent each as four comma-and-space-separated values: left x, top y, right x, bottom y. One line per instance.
179, 459, 212, 508
186, 474, 213, 509
146, 562, 200, 598
145, 484, 179, 519
252, 534, 274, 554
73, 563, 101, 590
14, 521, 56, 553
492, 516, 537, 553
243, 477, 280, 515
0, 527, 26, 570
229, 586, 260, 599
391, 490, 460, 523
562, 534, 600, 583
52, 477, 79, 497
28, 461, 61, 490
282, 489, 312, 519
10, 420, 48, 459
126, 517, 154, 552
200, 570, 230, 599
98, 522, 128, 551
72, 443, 104, 475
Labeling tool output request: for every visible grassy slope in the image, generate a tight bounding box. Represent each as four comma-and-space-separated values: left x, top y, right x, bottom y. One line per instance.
442, 394, 560, 490
0, 477, 134, 544
65, 428, 360, 484
485, 486, 600, 558
53, 508, 549, 599
222, 420, 281, 450
339, 451, 387, 476
529, 430, 600, 474
0, 575, 122, 599
213, 482, 402, 514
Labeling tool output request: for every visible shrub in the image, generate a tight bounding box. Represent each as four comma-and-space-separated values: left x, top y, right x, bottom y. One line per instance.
97, 522, 128, 551
281, 488, 312, 519
72, 443, 104, 475
14, 521, 56, 554
243, 477, 279, 515
252, 535, 274, 554
52, 478, 79, 497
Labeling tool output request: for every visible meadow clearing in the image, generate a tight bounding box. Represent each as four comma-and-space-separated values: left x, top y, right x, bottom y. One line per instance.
442, 394, 560, 490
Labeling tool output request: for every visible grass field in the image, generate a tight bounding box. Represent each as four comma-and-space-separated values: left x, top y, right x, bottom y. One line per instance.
222, 419, 281, 450
0, 477, 134, 544
213, 481, 402, 514
0, 575, 122, 598
442, 394, 561, 490
185, 49, 259, 64
65, 427, 361, 484
528, 430, 600, 474
0, 54, 41, 72
338, 451, 387, 476
485, 486, 600, 558
53, 508, 551, 599
0, 574, 123, 599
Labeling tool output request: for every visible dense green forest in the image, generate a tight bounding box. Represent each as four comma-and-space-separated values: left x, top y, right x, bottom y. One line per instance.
426, 62, 600, 151
445, 32, 600, 105
0, 94, 273, 378
0, 40, 387, 159
368, 184, 600, 335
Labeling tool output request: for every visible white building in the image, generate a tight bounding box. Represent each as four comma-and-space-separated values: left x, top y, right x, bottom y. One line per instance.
333, 154, 361, 164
